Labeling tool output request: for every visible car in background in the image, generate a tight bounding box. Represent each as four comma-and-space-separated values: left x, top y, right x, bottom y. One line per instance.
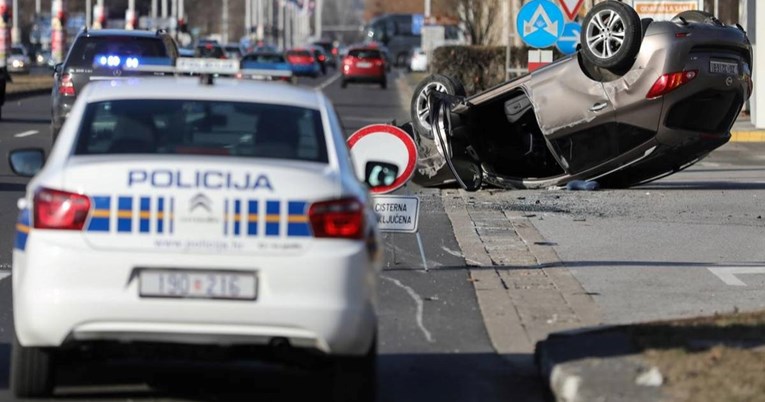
9, 59, 383, 400
35, 50, 55, 68
239, 51, 295, 83
9, 45, 31, 74
341, 47, 387, 89
308, 46, 329, 75
224, 43, 243, 61
407, 3, 752, 191
312, 40, 338, 68
195, 42, 226, 59
285, 48, 321, 78
51, 29, 179, 140
408, 47, 427, 72
178, 47, 195, 58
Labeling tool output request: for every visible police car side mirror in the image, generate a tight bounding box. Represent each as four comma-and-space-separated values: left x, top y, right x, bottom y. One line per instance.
364, 161, 398, 190
9, 149, 45, 177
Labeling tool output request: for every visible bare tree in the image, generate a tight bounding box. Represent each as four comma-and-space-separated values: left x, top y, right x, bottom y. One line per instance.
441, 0, 501, 45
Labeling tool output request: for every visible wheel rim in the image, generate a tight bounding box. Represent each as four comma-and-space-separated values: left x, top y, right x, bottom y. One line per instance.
585, 9, 626, 59
415, 82, 448, 132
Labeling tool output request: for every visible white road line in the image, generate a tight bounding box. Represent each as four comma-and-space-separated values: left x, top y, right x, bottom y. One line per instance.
440, 245, 463, 258
315, 73, 341, 90
14, 130, 39, 138
708, 267, 765, 286
381, 275, 434, 343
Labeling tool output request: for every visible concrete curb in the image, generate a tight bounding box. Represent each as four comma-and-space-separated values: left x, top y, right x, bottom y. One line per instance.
730, 130, 765, 142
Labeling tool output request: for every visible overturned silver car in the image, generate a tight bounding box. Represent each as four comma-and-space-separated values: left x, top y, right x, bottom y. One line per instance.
406, 1, 752, 190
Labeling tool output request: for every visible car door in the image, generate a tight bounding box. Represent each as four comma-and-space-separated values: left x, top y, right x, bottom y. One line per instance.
522, 57, 617, 174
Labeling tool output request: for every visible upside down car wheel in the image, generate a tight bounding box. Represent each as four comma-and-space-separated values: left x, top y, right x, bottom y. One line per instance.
580, 0, 642, 72
410, 74, 466, 138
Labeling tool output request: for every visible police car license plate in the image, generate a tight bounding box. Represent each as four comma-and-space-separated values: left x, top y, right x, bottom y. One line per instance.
710, 60, 738, 75
139, 270, 257, 300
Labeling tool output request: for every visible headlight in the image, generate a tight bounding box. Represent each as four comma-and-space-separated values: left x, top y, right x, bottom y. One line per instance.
12, 60, 22, 68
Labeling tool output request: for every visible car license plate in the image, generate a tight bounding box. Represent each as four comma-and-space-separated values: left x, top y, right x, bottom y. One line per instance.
356, 62, 372, 68
710, 60, 738, 75
139, 269, 257, 300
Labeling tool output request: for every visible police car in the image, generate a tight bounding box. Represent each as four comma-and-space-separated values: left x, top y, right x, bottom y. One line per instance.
9, 57, 384, 400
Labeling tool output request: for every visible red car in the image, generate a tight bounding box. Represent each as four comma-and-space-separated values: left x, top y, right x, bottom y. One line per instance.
341, 47, 387, 89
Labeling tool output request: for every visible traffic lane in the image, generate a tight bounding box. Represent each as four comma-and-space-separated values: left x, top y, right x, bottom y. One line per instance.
526, 145, 765, 325
0, 92, 54, 177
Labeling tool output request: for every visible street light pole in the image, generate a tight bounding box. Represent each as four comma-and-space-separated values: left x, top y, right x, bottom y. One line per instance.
315, 0, 322, 39
222, 0, 229, 44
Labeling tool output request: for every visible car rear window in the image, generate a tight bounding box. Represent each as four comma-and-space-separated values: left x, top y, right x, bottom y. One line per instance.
348, 49, 382, 59
66, 36, 168, 68
74, 100, 328, 163
196, 45, 225, 58
11, 47, 24, 56
242, 53, 286, 63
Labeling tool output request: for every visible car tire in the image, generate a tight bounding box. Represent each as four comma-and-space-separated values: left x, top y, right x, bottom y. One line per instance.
673, 10, 723, 26
324, 338, 377, 402
410, 74, 466, 138
11, 336, 55, 398
341, 80, 348, 89
580, 0, 642, 71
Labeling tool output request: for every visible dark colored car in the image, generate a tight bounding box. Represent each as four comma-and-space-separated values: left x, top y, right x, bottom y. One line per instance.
312, 40, 338, 68
308, 46, 329, 75
341, 47, 387, 89
406, 3, 752, 191
195, 42, 226, 59
51, 29, 179, 140
285, 48, 321, 78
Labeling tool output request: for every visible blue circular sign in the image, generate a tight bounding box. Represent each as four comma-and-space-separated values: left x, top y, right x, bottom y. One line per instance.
516, 0, 565, 49
556, 22, 582, 55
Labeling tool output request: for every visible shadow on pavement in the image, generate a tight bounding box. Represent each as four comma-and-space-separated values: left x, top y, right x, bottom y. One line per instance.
0, 118, 51, 124
0, 348, 546, 401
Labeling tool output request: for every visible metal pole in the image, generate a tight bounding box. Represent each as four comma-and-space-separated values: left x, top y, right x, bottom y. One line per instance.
315, 0, 322, 39
713, 0, 719, 18
161, 0, 167, 18
277, 0, 283, 49
86, 0, 92, 29
126, 0, 135, 30
151, 0, 157, 20
179, 0, 184, 24
246, 0, 252, 37
35, 0, 41, 15
425, 0, 431, 19
11, 0, 18, 44
222, 0, 229, 44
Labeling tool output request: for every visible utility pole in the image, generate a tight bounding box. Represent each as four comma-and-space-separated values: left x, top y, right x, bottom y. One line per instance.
277, 0, 284, 49
315, 0, 322, 39
246, 0, 252, 38
126, 0, 136, 30
86, 0, 92, 29
161, 0, 168, 18
424, 0, 431, 19
35, 0, 41, 15
151, 0, 157, 20
11, 0, 18, 44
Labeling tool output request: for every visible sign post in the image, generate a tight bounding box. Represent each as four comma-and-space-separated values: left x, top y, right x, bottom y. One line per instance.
51, 0, 66, 64
348, 125, 429, 271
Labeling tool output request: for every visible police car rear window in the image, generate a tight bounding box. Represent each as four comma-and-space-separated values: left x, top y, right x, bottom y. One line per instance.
74, 100, 329, 163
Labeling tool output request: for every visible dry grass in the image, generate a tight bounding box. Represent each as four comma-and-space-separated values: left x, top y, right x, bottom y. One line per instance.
7, 74, 53, 95
634, 311, 765, 402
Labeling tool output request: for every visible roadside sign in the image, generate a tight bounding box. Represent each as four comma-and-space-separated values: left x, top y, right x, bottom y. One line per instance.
517, 0, 565, 49
528, 49, 553, 72
558, 0, 585, 21
555, 22, 581, 55
372, 195, 420, 233
627, 0, 703, 21
412, 14, 425, 35
347, 124, 418, 194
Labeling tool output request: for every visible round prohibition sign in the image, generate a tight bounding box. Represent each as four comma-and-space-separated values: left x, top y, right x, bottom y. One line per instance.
347, 124, 418, 194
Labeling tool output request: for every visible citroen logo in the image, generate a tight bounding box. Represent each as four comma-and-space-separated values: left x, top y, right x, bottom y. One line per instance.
725, 76, 734, 86
189, 193, 212, 213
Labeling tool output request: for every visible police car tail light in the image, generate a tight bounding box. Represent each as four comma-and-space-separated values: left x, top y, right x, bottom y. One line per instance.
646, 70, 698, 99
309, 198, 364, 240
59, 73, 75, 96
34, 188, 91, 231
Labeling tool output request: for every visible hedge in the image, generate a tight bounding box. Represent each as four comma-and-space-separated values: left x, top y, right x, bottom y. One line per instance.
430, 45, 565, 95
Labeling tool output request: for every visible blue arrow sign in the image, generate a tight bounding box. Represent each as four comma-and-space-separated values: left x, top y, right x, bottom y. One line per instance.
556, 21, 581, 55
517, 0, 565, 49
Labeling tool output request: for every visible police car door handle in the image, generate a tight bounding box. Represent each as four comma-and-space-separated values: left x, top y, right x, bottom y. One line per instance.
590, 102, 608, 112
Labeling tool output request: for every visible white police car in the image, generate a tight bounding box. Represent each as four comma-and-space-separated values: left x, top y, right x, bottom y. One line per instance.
9, 57, 385, 400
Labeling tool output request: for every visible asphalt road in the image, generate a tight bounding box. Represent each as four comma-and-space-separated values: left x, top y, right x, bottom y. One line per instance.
0, 71, 542, 401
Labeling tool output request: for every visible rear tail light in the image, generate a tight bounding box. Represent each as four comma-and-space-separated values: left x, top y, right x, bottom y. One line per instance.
309, 57, 316, 63
646, 70, 697, 99
59, 73, 75, 96
332, 48, 338, 56
34, 188, 91, 230
318, 54, 326, 62
374, 60, 383, 67
235, 72, 243, 79
309, 198, 364, 239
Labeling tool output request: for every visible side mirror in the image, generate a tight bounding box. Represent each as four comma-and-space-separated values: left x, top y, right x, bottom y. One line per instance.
53, 63, 62, 75
364, 161, 398, 190
9, 149, 45, 177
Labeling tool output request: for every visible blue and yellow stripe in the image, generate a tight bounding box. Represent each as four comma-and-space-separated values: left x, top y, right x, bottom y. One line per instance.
117, 196, 132, 233
247, 200, 259, 236
14, 209, 31, 250
287, 201, 310, 237
87, 196, 111, 232
265, 200, 280, 237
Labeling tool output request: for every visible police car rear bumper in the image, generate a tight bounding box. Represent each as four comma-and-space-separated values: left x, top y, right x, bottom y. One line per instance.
13, 235, 378, 356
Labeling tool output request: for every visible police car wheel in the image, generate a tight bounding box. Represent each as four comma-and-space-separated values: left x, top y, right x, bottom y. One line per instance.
11, 336, 55, 398
580, 0, 642, 72
324, 338, 377, 402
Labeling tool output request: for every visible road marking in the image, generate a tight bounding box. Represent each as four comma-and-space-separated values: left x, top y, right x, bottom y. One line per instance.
708, 267, 765, 286
381, 275, 434, 343
315, 73, 341, 90
14, 130, 39, 138
0, 272, 10, 282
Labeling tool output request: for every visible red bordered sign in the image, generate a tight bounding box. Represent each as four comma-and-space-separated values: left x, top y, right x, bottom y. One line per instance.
347, 124, 418, 194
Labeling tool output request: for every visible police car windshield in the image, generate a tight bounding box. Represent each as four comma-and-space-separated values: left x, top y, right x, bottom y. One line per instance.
74, 100, 328, 163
